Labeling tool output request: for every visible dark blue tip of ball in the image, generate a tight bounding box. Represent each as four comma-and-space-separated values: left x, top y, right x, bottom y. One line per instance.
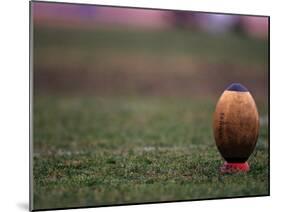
226, 83, 248, 92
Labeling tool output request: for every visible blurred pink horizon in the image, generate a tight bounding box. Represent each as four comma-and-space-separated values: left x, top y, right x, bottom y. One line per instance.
32, 2, 268, 39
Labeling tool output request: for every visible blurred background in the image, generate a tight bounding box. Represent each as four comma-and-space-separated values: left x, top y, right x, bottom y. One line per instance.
33, 2, 268, 101
32, 2, 269, 209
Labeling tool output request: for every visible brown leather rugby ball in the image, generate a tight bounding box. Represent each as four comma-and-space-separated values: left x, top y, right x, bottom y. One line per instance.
213, 83, 259, 163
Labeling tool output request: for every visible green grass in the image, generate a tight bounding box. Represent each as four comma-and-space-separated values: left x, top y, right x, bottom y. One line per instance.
33, 96, 269, 210
34, 26, 268, 66
32, 25, 268, 210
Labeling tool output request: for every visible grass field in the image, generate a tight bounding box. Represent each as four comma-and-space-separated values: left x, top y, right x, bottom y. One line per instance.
33, 96, 268, 209
32, 26, 269, 210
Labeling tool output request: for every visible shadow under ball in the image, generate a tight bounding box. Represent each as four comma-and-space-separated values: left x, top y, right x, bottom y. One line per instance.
213, 83, 259, 172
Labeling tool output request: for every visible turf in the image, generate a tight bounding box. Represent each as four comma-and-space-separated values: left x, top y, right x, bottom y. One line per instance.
32, 25, 268, 210
33, 96, 269, 209
34, 26, 268, 66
